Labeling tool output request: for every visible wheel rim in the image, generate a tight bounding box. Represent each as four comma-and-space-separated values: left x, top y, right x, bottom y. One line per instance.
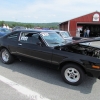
2, 50, 9, 62
64, 68, 80, 83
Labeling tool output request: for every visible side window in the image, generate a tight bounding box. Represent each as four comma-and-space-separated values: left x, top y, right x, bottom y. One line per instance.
7, 32, 19, 41
19, 32, 41, 44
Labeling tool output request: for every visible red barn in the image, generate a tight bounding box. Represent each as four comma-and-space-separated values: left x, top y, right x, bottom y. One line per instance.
59, 11, 100, 37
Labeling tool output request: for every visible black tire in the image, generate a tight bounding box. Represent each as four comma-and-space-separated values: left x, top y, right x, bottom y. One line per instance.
0, 48, 14, 64
61, 64, 85, 86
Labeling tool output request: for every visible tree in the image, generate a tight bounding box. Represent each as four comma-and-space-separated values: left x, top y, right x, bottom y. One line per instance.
0, 21, 5, 27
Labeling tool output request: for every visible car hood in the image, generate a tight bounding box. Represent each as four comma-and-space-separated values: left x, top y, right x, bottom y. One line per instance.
72, 37, 100, 44
66, 37, 100, 46
54, 37, 100, 49
64, 37, 88, 44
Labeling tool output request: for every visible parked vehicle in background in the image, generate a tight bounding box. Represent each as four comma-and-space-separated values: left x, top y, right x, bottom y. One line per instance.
0, 29, 100, 86
0, 27, 11, 37
56, 30, 87, 40
56, 30, 72, 40
12, 26, 26, 32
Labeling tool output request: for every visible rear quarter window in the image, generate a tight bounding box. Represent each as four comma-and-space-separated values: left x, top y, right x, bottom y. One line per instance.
7, 32, 19, 41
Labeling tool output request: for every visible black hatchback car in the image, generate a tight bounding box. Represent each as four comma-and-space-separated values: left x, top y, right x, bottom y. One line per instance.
0, 29, 100, 86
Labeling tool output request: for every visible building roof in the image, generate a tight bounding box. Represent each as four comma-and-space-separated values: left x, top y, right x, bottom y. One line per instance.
59, 11, 100, 25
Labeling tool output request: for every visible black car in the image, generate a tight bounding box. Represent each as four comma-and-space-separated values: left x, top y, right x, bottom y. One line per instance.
0, 29, 100, 86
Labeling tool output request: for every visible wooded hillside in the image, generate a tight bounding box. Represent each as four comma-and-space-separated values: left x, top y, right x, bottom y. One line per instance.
0, 21, 60, 29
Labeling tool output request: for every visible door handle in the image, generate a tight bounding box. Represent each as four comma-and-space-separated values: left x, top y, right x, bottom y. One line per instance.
18, 43, 22, 46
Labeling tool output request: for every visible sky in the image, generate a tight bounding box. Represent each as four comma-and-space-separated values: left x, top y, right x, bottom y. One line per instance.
0, 0, 100, 23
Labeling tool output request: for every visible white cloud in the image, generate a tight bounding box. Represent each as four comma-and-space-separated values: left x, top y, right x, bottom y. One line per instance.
0, 0, 100, 23
33, 16, 39, 19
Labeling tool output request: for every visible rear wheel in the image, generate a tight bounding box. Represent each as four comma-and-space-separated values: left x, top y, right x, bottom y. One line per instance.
0, 48, 14, 64
61, 64, 85, 86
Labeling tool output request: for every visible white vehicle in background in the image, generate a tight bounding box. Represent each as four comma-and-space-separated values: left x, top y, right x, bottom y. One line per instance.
54, 30, 90, 45
56, 31, 72, 41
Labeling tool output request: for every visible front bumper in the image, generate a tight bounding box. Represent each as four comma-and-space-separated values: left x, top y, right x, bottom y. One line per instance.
86, 68, 100, 79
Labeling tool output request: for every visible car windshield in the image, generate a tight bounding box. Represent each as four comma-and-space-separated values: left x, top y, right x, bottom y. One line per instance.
40, 32, 65, 47
60, 31, 70, 38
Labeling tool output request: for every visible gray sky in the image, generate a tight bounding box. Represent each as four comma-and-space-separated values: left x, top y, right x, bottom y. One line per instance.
0, 0, 99, 23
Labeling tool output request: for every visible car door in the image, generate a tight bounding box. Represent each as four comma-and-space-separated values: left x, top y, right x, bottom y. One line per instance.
3, 31, 20, 54
16, 32, 53, 63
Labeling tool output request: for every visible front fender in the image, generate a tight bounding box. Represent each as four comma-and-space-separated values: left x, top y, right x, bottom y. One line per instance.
59, 58, 86, 69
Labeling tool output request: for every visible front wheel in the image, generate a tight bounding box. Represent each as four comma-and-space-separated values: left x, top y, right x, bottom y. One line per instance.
0, 48, 14, 64
61, 64, 85, 86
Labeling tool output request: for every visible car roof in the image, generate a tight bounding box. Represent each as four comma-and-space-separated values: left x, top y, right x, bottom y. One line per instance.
13, 29, 58, 33
3, 29, 100, 44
